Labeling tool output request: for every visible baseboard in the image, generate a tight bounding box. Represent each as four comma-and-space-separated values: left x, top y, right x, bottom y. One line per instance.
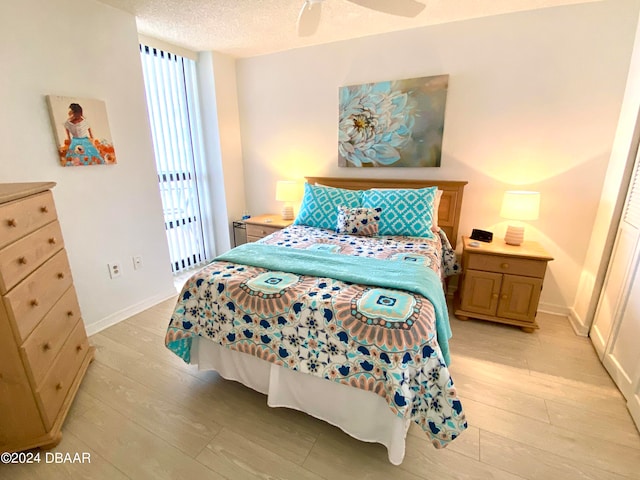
566, 307, 590, 337
85, 288, 178, 336
537, 302, 589, 337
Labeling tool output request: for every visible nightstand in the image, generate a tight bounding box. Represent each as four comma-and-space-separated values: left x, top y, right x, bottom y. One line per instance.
455, 236, 553, 332
244, 214, 293, 242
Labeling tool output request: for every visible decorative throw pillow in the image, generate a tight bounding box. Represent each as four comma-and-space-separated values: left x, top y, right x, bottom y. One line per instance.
362, 186, 438, 238
294, 183, 362, 230
335, 206, 382, 236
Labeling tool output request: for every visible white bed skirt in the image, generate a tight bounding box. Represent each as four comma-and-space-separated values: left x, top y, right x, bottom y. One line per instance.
192, 336, 411, 465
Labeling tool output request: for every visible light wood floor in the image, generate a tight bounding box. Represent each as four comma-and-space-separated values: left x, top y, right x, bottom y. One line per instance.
2, 298, 639, 480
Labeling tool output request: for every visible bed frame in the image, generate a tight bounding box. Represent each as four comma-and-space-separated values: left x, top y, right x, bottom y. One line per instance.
305, 177, 467, 248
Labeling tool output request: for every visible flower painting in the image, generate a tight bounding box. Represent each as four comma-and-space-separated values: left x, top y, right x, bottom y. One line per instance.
338, 75, 448, 168
46, 95, 117, 167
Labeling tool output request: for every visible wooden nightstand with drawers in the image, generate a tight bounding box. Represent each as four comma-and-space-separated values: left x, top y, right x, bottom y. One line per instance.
455, 236, 553, 332
244, 214, 293, 242
0, 182, 95, 453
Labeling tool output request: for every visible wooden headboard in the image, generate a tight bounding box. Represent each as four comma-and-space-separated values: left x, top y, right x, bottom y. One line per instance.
305, 177, 467, 248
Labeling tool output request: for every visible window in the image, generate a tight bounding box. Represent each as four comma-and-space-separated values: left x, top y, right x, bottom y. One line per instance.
139, 44, 212, 273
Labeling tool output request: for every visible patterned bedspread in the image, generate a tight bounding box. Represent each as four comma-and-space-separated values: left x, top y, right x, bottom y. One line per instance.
165, 225, 467, 448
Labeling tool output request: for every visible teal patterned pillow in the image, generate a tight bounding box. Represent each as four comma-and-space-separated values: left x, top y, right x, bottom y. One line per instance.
293, 183, 362, 230
362, 187, 437, 238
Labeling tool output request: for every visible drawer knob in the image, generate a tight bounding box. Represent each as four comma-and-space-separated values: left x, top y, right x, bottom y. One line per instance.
40, 206, 49, 213
501, 294, 508, 300
48, 237, 57, 245
491, 293, 499, 299
57, 272, 65, 279
18, 256, 28, 265
67, 310, 74, 317
55, 382, 63, 391
501, 263, 510, 269
30, 299, 39, 307
42, 342, 52, 351
76, 344, 83, 352
7, 218, 17, 227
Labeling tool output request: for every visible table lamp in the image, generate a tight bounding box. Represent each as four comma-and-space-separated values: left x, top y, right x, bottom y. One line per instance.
500, 191, 540, 246
276, 181, 301, 220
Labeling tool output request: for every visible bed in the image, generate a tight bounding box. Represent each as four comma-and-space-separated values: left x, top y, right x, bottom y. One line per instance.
165, 177, 468, 465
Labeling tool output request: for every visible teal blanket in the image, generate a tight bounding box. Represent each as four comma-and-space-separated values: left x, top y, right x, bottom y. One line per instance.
217, 243, 452, 365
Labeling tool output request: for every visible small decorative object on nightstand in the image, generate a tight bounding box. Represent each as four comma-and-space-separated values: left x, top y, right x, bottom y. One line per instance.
455, 236, 553, 332
244, 214, 293, 242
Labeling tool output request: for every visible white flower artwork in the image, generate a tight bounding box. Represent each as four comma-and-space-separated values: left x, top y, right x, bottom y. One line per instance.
338, 75, 448, 168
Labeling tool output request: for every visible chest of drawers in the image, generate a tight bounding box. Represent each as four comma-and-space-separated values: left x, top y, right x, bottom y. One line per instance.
0, 182, 94, 452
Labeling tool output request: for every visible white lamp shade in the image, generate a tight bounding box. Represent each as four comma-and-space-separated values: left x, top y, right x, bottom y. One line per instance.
500, 191, 540, 221
276, 181, 302, 220
275, 181, 302, 202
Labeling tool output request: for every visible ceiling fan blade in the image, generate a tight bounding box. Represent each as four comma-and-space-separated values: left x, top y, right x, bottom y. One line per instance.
347, 0, 425, 17
297, 0, 323, 37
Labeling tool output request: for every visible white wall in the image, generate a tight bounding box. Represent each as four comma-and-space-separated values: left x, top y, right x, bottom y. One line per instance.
573, 6, 640, 334
197, 52, 246, 254
236, 0, 640, 315
0, 0, 176, 333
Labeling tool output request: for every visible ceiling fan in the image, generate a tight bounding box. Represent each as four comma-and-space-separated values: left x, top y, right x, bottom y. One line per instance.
297, 0, 426, 37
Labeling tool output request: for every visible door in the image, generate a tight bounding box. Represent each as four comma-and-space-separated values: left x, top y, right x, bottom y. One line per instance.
460, 270, 502, 316
496, 274, 542, 323
591, 148, 640, 430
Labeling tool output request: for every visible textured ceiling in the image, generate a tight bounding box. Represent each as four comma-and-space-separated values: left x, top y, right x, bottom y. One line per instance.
96, 0, 599, 57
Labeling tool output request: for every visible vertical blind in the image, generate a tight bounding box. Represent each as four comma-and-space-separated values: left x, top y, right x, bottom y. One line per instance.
140, 44, 209, 273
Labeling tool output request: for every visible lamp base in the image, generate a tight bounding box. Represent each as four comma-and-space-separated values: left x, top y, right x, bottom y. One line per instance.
281, 204, 294, 221
504, 225, 525, 246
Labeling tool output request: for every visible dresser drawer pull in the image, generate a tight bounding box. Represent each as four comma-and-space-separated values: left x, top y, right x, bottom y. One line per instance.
48, 237, 57, 245
18, 256, 28, 265
67, 310, 74, 317
30, 299, 39, 307
500, 263, 510, 269
42, 342, 52, 351
57, 272, 65, 279
40, 206, 49, 213
76, 344, 84, 352
55, 382, 63, 391
7, 218, 17, 227
491, 293, 498, 299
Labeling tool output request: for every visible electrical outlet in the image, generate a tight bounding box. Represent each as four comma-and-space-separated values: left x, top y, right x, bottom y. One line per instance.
107, 262, 121, 279
132, 255, 143, 270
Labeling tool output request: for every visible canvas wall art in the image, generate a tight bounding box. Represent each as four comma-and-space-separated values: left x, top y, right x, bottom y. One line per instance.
338, 75, 448, 168
46, 95, 117, 166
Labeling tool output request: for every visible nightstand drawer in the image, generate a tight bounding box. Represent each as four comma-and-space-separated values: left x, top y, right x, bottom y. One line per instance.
0, 191, 57, 250
246, 223, 281, 239
466, 253, 546, 278
0, 220, 64, 294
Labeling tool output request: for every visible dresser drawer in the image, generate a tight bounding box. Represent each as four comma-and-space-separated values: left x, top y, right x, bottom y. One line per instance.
466, 253, 547, 278
36, 319, 89, 431
0, 220, 64, 294
20, 287, 82, 386
3, 250, 73, 343
246, 223, 281, 239
0, 191, 57, 250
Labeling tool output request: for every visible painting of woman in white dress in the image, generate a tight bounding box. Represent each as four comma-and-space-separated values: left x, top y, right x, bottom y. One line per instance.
46, 95, 117, 166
